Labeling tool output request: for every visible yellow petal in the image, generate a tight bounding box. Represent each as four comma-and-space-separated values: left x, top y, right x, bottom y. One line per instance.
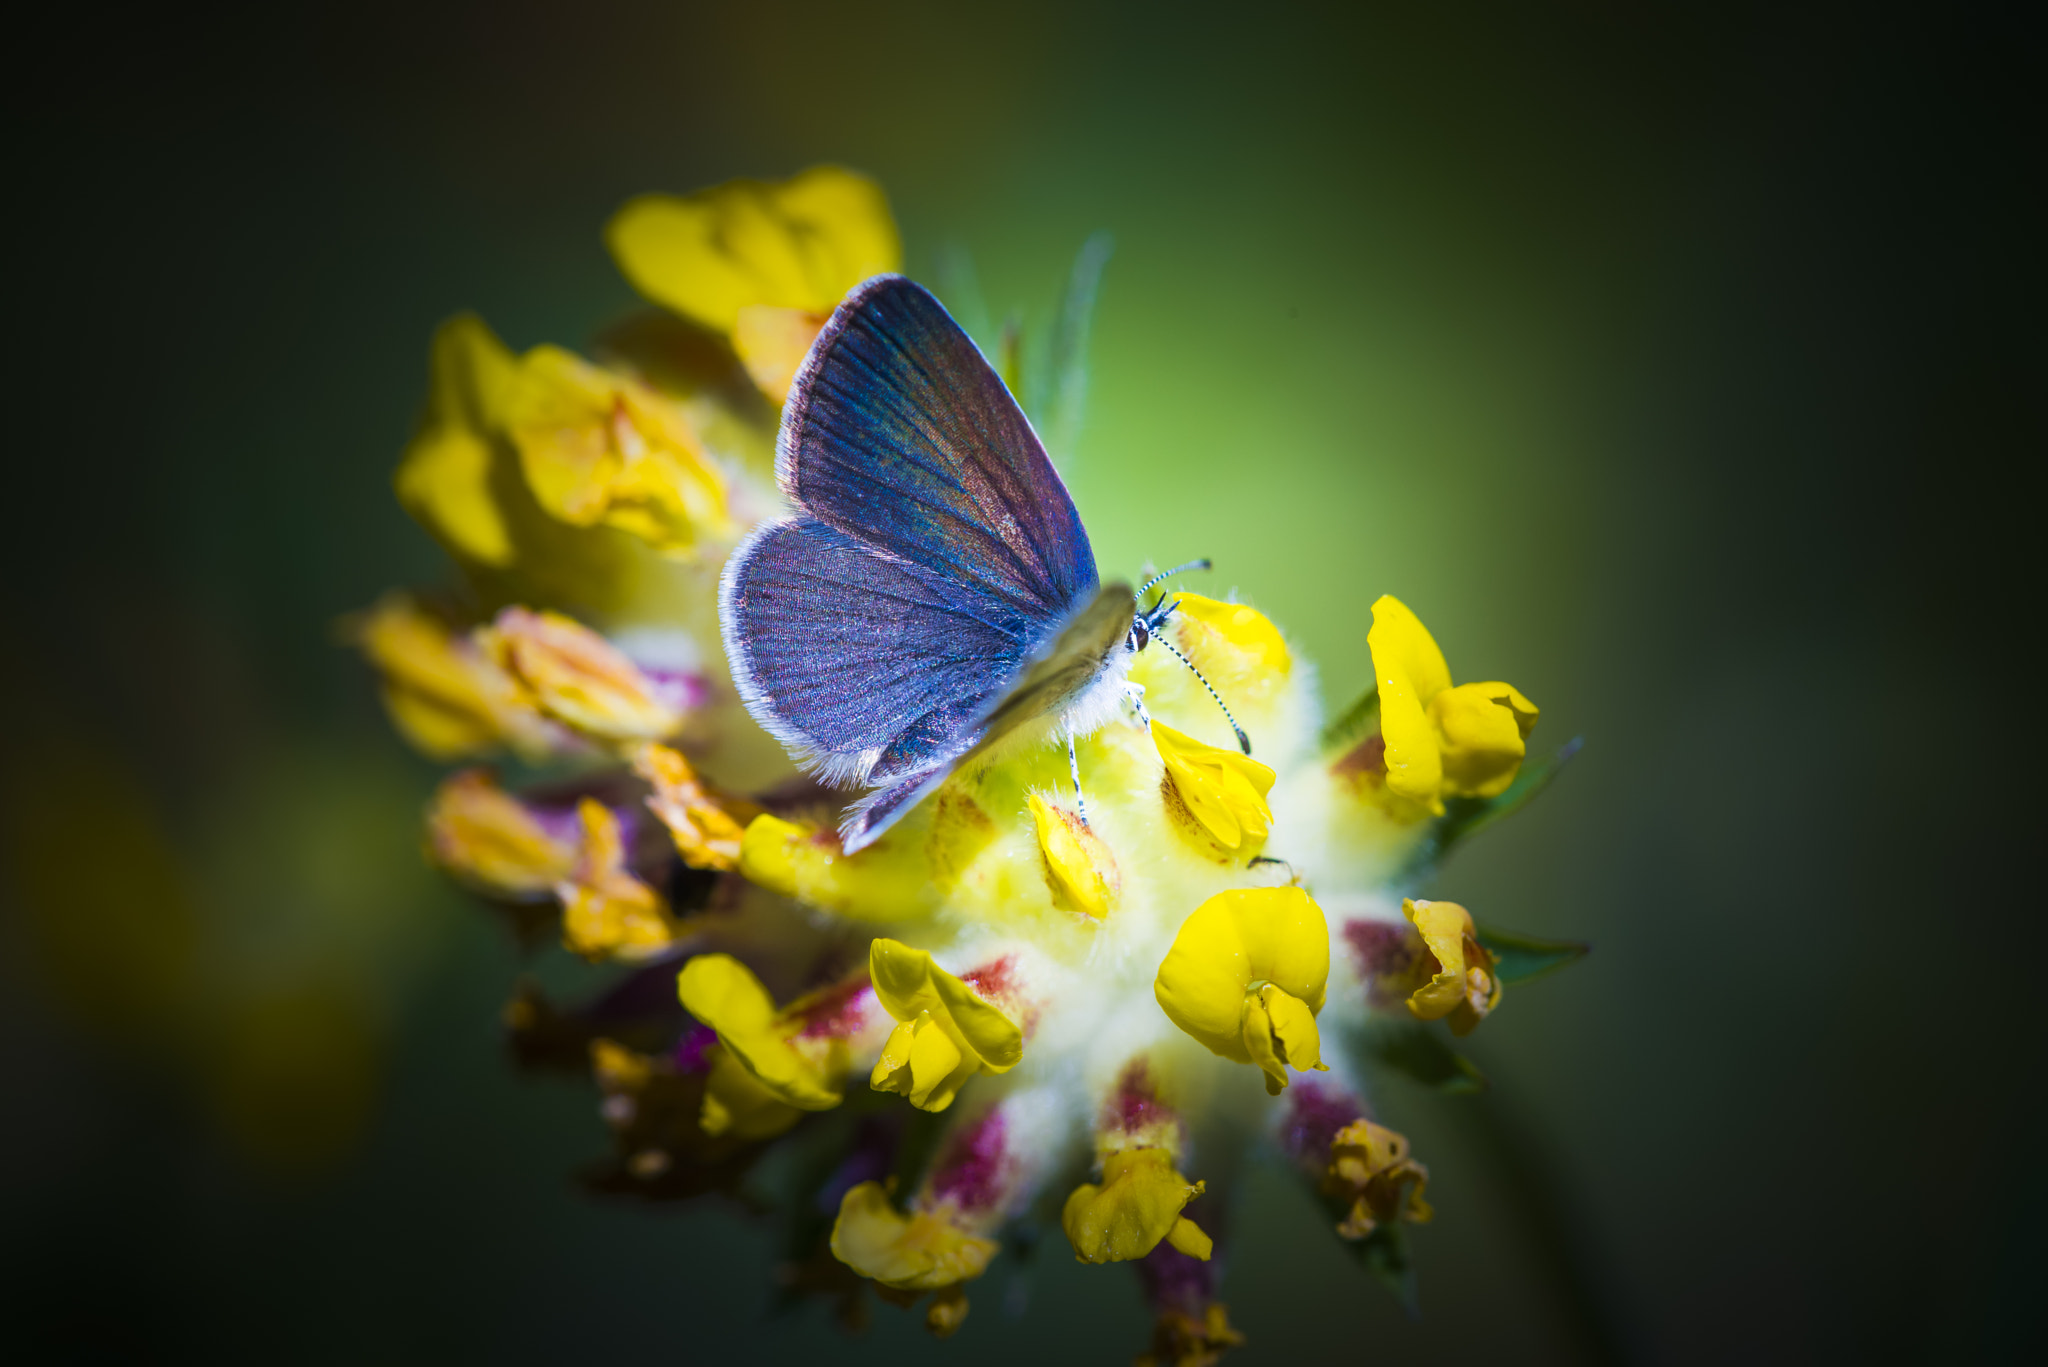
1155, 888, 1330, 1065
1368, 595, 1451, 812
1165, 1218, 1214, 1260
606, 166, 901, 335
733, 305, 828, 404
394, 313, 518, 567
632, 743, 753, 871
1242, 982, 1328, 1095
700, 1045, 803, 1140
1431, 681, 1539, 799
735, 814, 938, 923
1153, 722, 1276, 858
1168, 593, 1291, 693
503, 345, 731, 554
424, 769, 576, 898
479, 607, 680, 745
557, 799, 682, 962
1028, 792, 1120, 919
829, 1181, 997, 1292
1325, 1118, 1433, 1239
1062, 1148, 1209, 1264
677, 953, 843, 1110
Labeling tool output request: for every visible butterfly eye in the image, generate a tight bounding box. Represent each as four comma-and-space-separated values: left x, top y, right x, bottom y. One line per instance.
1132, 620, 1150, 652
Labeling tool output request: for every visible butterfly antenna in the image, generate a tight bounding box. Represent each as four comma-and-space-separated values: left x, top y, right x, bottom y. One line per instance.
1154, 636, 1252, 754
1136, 558, 1212, 606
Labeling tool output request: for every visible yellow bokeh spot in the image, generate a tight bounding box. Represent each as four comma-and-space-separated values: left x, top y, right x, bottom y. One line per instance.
1028, 792, 1120, 919
1062, 1148, 1212, 1264
607, 166, 900, 337
503, 345, 731, 555
734, 305, 829, 404
1154, 888, 1331, 1094
1152, 722, 1276, 860
867, 939, 1022, 1112
676, 953, 845, 1111
1402, 898, 1502, 1036
829, 1180, 998, 1292
424, 769, 576, 899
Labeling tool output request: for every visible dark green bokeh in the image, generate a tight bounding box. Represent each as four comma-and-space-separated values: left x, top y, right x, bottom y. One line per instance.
4, 3, 2039, 1362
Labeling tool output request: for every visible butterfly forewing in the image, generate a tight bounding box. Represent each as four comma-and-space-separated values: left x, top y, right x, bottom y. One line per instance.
778, 275, 1099, 619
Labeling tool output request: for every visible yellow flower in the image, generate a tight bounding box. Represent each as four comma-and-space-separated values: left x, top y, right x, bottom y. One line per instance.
607, 165, 900, 337
699, 1045, 803, 1140
1368, 595, 1539, 814
1062, 1148, 1213, 1263
1154, 888, 1331, 1095
732, 305, 830, 406
1401, 898, 1502, 1036
393, 313, 520, 568
737, 814, 940, 923
1323, 1118, 1432, 1240
424, 769, 576, 899
502, 345, 731, 554
350, 593, 558, 760
676, 953, 847, 1111
868, 939, 1022, 1112
478, 606, 682, 746
1028, 791, 1120, 919
1137, 1305, 1247, 1367
631, 743, 755, 871
556, 798, 683, 961
829, 1180, 998, 1291
1152, 722, 1276, 860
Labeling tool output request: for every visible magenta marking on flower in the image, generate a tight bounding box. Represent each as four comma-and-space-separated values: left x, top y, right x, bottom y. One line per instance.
1278, 1075, 1363, 1169
1137, 1218, 1219, 1315
930, 1107, 1009, 1212
959, 954, 1018, 1001
672, 1023, 718, 1074
795, 979, 874, 1038
1332, 731, 1387, 781
1344, 916, 1420, 987
640, 666, 711, 715
1106, 1059, 1171, 1135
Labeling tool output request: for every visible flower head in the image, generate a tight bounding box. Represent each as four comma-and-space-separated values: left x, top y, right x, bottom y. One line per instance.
355, 167, 1585, 1364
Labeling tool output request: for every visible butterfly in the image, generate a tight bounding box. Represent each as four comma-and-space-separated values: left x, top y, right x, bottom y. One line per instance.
719, 274, 1242, 853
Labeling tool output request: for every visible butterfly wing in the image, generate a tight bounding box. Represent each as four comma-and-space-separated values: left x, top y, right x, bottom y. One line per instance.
777, 274, 1099, 618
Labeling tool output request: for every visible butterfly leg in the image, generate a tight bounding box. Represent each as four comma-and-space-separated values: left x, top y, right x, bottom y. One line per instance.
1122, 678, 1152, 728
1067, 732, 1091, 827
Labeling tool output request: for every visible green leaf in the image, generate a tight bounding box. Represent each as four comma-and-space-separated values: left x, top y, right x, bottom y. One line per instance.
1360, 1020, 1486, 1094
1476, 924, 1591, 984
1348, 1223, 1421, 1316
1028, 233, 1113, 467
1319, 684, 1380, 756
1403, 736, 1583, 878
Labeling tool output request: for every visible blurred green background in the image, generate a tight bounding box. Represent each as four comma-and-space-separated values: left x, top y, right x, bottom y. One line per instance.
4, 3, 2038, 1362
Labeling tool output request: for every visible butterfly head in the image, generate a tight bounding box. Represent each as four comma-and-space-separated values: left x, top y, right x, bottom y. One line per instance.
1124, 558, 1253, 756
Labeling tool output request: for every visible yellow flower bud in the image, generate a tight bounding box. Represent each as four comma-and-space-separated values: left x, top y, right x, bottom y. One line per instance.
867, 939, 1023, 1112
503, 345, 731, 554
736, 814, 938, 922
607, 166, 900, 336
479, 607, 681, 746
1401, 898, 1502, 1036
1430, 681, 1539, 799
1062, 1147, 1212, 1263
1028, 791, 1120, 919
424, 769, 576, 899
1154, 888, 1331, 1095
350, 593, 557, 761
632, 743, 754, 871
557, 799, 683, 962
1168, 593, 1291, 697
829, 1180, 998, 1292
393, 313, 519, 568
1152, 722, 1276, 861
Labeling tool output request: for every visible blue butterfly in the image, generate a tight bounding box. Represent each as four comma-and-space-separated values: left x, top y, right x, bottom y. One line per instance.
719, 275, 1242, 853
